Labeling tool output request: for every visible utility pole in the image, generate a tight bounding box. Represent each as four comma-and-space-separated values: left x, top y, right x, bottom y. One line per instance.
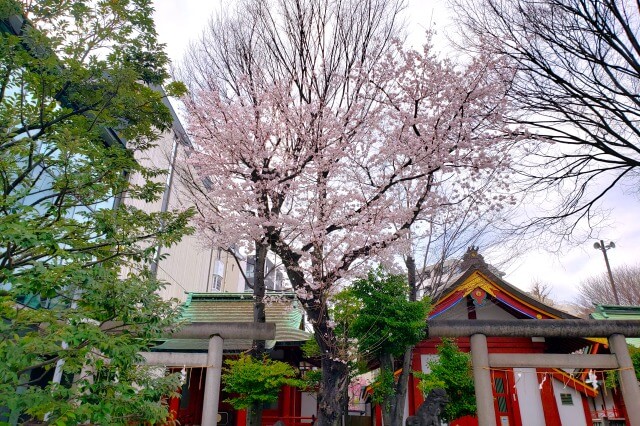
593, 240, 619, 305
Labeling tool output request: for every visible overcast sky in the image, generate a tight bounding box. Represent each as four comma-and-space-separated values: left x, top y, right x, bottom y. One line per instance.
152, 0, 640, 304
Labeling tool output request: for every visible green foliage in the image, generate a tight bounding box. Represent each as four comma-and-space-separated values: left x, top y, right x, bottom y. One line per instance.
604, 345, 640, 389
301, 369, 322, 391
222, 354, 304, 409
604, 370, 618, 390
0, 0, 20, 19
301, 338, 321, 358
333, 269, 430, 420
343, 268, 430, 359
0, 1, 192, 424
165, 80, 188, 98
631, 346, 640, 380
370, 369, 395, 407
415, 339, 476, 421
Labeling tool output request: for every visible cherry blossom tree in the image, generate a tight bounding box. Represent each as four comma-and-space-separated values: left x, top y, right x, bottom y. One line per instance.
177, 0, 513, 424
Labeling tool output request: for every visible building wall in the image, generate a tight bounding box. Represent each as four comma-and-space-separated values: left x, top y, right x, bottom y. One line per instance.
154, 235, 215, 300
300, 392, 317, 420
221, 251, 245, 292
433, 298, 469, 320
552, 378, 588, 426
126, 111, 252, 301
475, 300, 517, 320
513, 368, 545, 426
126, 128, 214, 301
419, 354, 439, 374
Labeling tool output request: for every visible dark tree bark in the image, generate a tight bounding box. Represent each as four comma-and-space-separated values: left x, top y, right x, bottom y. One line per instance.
251, 241, 269, 357
247, 241, 269, 426
406, 255, 418, 301
318, 353, 350, 426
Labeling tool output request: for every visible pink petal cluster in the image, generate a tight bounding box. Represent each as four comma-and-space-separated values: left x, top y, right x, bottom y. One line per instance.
182, 37, 514, 300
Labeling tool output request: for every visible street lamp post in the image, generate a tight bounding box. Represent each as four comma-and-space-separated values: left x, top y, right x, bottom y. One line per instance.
593, 240, 619, 305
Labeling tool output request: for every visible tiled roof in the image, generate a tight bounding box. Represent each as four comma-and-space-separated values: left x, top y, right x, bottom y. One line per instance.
154, 292, 312, 352
590, 305, 640, 347
590, 304, 640, 319
434, 266, 578, 320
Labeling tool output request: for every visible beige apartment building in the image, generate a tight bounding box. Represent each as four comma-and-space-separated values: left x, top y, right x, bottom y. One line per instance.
129, 96, 285, 301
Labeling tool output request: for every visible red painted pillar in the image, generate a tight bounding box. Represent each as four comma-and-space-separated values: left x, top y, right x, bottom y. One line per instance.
281, 385, 293, 423
167, 395, 180, 425
410, 352, 424, 413
375, 404, 382, 426
537, 369, 561, 426
610, 387, 628, 420
581, 395, 593, 424
293, 385, 301, 420
236, 409, 247, 426
505, 370, 522, 426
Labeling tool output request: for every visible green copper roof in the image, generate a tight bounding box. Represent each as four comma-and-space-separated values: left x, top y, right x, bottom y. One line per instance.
155, 292, 312, 352
590, 305, 640, 348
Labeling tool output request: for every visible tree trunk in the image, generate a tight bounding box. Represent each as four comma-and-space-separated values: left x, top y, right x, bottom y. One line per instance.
248, 401, 263, 426
317, 355, 350, 426
390, 349, 413, 426
406, 255, 417, 302
380, 353, 394, 426
251, 241, 268, 356
269, 237, 350, 426
247, 241, 269, 426
378, 350, 413, 426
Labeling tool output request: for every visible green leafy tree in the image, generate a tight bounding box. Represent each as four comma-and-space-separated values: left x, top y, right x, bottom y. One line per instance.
416, 339, 476, 422
604, 345, 640, 389
633, 348, 640, 379
222, 354, 304, 410
0, 0, 191, 424
338, 269, 430, 426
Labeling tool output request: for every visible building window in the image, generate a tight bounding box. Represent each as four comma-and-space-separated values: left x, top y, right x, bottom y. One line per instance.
209, 257, 224, 292
494, 378, 508, 413
244, 256, 255, 291
211, 274, 223, 292
559, 393, 573, 405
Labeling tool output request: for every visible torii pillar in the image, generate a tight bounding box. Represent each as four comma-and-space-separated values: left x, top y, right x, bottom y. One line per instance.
141, 322, 276, 426
609, 333, 640, 425
470, 333, 496, 426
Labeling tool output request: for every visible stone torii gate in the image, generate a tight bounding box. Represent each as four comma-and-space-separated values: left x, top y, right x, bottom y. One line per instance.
428, 319, 640, 426
140, 322, 276, 426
